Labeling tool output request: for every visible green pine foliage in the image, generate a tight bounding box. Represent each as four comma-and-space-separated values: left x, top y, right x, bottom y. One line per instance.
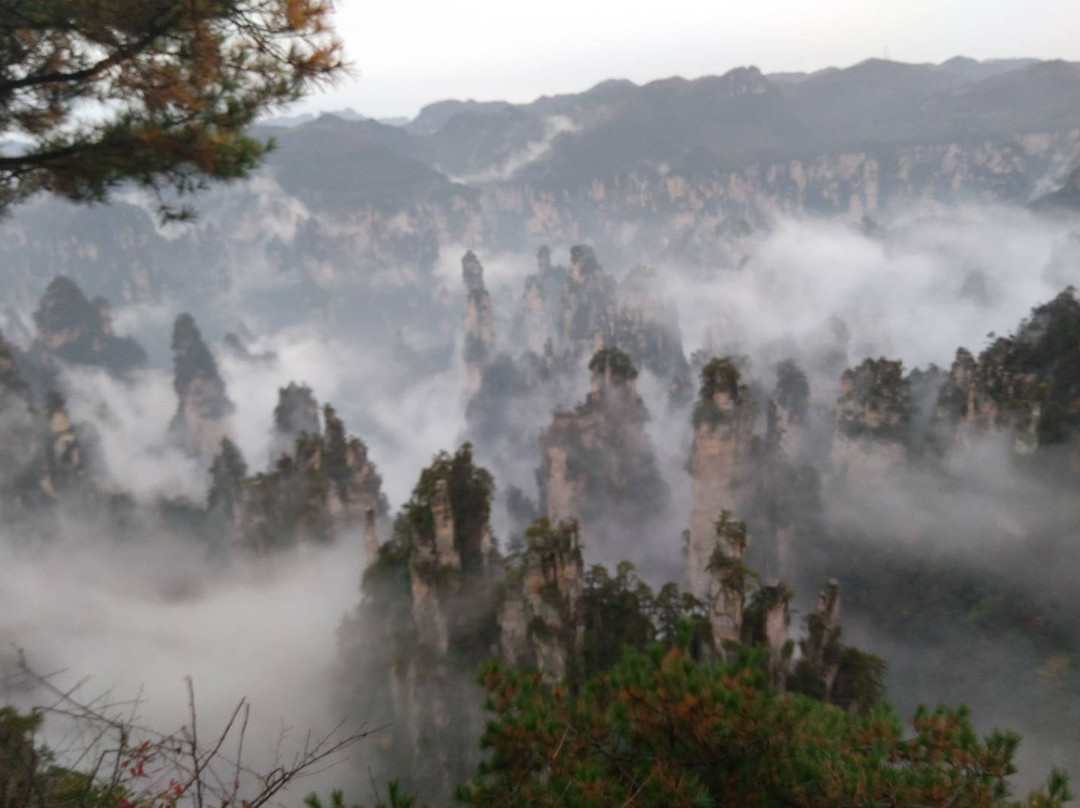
455, 645, 1071, 808
578, 562, 712, 679
693, 357, 752, 428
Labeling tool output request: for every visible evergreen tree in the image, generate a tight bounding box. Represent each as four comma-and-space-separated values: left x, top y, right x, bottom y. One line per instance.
457, 645, 1071, 808
0, 0, 347, 219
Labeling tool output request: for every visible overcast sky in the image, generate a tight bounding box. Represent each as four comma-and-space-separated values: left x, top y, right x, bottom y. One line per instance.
294, 0, 1080, 120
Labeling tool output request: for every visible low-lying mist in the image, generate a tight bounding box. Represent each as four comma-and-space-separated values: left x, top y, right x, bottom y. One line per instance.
2, 197, 1078, 792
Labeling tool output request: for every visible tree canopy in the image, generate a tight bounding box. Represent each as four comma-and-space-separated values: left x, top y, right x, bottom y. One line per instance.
0, 0, 347, 218
455, 645, 1072, 808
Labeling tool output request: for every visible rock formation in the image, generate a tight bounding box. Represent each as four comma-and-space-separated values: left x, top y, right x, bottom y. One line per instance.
207, 437, 248, 528
227, 403, 386, 553
462, 251, 495, 393
687, 358, 756, 598
521, 246, 566, 354
0, 330, 44, 515
768, 360, 810, 460
559, 245, 616, 359
363, 507, 381, 565
270, 382, 321, 461
465, 350, 564, 461
30, 277, 146, 377
611, 265, 692, 397
222, 332, 278, 365
831, 358, 911, 478
498, 518, 584, 681
932, 288, 1080, 466
41, 391, 86, 496
0, 332, 93, 517
798, 580, 843, 700
537, 348, 668, 556
742, 581, 793, 689
170, 313, 235, 460
748, 360, 819, 580
349, 444, 500, 797
705, 510, 750, 651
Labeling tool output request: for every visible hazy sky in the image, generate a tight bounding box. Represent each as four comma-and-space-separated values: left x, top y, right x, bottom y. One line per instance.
291, 0, 1080, 119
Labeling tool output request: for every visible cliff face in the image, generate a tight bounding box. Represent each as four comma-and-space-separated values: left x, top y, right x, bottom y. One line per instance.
0, 332, 92, 517
769, 360, 811, 460
170, 313, 235, 460
467, 244, 693, 481
706, 511, 750, 650
462, 251, 495, 393
42, 391, 86, 497
831, 358, 912, 478
742, 581, 793, 688
548, 246, 691, 388
611, 265, 692, 397
482, 134, 1080, 258
0, 330, 44, 515
932, 289, 1080, 466
798, 580, 843, 701
357, 445, 500, 796
498, 518, 584, 681
747, 360, 819, 582
1, 101, 1076, 340
687, 358, 756, 598
234, 403, 387, 553
28, 277, 146, 381
538, 348, 668, 555
521, 246, 567, 354
270, 382, 321, 461
559, 245, 616, 359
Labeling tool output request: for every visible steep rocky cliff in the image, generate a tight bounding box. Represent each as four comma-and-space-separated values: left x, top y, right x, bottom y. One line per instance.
0, 331, 93, 519
41, 391, 87, 497
3, 61, 1079, 338
769, 359, 811, 460
498, 518, 585, 681
831, 358, 912, 478
342, 444, 500, 797
687, 358, 757, 597
234, 404, 387, 553
933, 288, 1080, 467
537, 348, 668, 557
170, 313, 235, 460
611, 264, 692, 397
559, 245, 616, 359
705, 510, 750, 651
269, 382, 322, 461
520, 245, 566, 354
745, 360, 821, 582
0, 330, 45, 516
27, 277, 146, 385
462, 251, 495, 393
742, 581, 793, 688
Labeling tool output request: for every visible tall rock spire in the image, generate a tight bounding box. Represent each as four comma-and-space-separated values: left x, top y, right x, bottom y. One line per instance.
270, 382, 321, 461
522, 246, 564, 354
559, 245, 615, 359
706, 510, 749, 651
686, 358, 756, 598
170, 313, 235, 459
32, 277, 146, 376
831, 358, 911, 478
767, 359, 810, 460
462, 251, 495, 394
538, 348, 668, 553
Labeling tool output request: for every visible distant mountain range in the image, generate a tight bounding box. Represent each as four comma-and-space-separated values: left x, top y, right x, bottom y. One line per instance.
260, 56, 1078, 182
253, 56, 1080, 212
1, 55, 1079, 340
